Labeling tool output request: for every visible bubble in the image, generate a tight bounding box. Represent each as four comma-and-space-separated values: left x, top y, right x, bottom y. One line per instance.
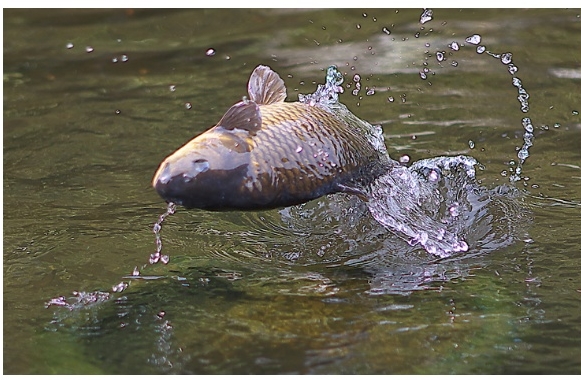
112, 57, 118, 63
449, 41, 459, 51
476, 45, 486, 54
501, 52, 513, 65
169, 85, 176, 92
295, 146, 303, 153
115, 109, 121, 115
353, 74, 361, 82
185, 102, 192, 110
465, 34, 481, 45
399, 155, 410, 163
436, 51, 445, 62
382, 27, 391, 35
356, 24, 361, 29
132, 266, 140, 276
121, 54, 128, 62
85, 46, 94, 53
419, 72, 427, 80
508, 64, 518, 75
451, 61, 458, 67
205, 48, 216, 56
573, 110, 579, 115
387, 96, 394, 103
468, 140, 475, 149
419, 8, 433, 24
66, 42, 74, 49
366, 88, 375, 96
554, 123, 561, 128
415, 32, 420, 38
160, 255, 170, 264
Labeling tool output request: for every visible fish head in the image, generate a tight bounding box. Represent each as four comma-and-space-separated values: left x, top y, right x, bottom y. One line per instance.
152, 128, 253, 210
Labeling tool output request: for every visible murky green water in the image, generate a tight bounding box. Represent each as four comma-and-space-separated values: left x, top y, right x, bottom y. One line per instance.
4, 9, 581, 374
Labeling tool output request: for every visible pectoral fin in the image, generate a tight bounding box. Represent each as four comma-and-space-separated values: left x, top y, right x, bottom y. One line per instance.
336, 183, 369, 202
216, 100, 262, 135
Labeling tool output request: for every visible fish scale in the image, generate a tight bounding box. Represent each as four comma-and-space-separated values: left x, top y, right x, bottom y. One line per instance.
152, 65, 387, 210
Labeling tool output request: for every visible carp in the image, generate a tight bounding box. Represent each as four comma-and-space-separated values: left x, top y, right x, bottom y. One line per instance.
152, 65, 392, 210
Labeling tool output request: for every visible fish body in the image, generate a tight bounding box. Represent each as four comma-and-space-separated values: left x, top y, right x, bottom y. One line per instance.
152, 65, 390, 210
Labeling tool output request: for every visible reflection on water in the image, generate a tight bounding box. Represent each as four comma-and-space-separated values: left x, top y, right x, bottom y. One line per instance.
4, 8, 581, 375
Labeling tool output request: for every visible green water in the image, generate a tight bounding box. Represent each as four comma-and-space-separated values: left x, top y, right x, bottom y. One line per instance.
3, 9, 581, 374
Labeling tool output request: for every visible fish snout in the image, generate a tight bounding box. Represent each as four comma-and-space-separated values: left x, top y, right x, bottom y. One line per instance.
152, 154, 252, 210
152, 157, 211, 206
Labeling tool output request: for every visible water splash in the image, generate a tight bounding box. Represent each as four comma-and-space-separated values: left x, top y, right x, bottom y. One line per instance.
149, 202, 175, 265
46, 202, 177, 309
419, 9, 434, 25
361, 156, 480, 258
298, 65, 344, 106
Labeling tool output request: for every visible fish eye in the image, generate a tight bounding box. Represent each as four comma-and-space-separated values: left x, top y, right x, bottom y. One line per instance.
192, 159, 210, 173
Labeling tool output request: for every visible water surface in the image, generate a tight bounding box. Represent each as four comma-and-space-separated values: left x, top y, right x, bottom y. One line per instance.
4, 8, 581, 374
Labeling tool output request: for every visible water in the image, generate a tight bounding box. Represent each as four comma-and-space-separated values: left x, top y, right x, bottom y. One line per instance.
4, 9, 581, 374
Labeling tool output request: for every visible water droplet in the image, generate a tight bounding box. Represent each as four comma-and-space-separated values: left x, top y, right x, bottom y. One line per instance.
501, 52, 513, 65
149, 252, 160, 264
419, 72, 427, 80
428, 169, 440, 182
414, 32, 420, 38
121, 54, 128, 62
500, 170, 508, 177
449, 203, 460, 217
185, 102, 192, 110
112, 282, 128, 293
468, 140, 475, 149
295, 146, 303, 153
399, 155, 410, 163
419, 8, 433, 24
382, 27, 391, 35
115, 109, 121, 115
160, 255, 170, 264
436, 51, 445, 62
205, 48, 215, 56
508, 64, 518, 75
112, 57, 118, 63
465, 34, 481, 45
169, 85, 176, 92
66, 42, 74, 49
366, 88, 375, 96
85, 46, 94, 53
554, 123, 561, 128
573, 110, 579, 115
132, 266, 140, 276
356, 24, 361, 29
449, 41, 459, 51
451, 61, 458, 67
476, 45, 486, 54
387, 96, 394, 103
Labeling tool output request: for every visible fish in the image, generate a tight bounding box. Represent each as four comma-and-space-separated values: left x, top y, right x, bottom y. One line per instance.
152, 65, 393, 210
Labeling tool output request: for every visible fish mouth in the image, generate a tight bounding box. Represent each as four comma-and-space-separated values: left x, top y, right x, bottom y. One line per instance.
152, 160, 253, 210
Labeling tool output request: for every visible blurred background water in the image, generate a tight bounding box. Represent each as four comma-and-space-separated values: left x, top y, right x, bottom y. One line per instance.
3, 8, 581, 374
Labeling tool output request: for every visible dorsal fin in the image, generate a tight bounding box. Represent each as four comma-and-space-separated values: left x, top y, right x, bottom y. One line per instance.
216, 99, 262, 135
247, 65, 287, 105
